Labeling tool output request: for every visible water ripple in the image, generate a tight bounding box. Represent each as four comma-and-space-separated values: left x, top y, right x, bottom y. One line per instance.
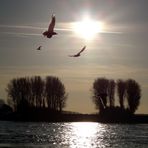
0, 121, 148, 148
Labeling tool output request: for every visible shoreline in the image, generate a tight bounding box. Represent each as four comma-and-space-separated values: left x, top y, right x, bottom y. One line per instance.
1, 113, 148, 124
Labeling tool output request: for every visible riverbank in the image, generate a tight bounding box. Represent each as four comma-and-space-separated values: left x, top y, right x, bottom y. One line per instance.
1, 112, 148, 123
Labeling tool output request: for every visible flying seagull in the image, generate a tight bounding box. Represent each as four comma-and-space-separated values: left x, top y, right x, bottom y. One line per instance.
69, 46, 86, 57
36, 46, 42, 50
43, 14, 57, 38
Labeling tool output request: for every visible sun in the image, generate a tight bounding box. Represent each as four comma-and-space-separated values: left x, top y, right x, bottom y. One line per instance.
73, 16, 103, 40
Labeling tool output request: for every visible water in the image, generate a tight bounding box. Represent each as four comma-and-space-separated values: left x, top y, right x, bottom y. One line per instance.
0, 121, 148, 148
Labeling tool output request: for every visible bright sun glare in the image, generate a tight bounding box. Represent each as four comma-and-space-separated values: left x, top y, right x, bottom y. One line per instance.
73, 16, 103, 40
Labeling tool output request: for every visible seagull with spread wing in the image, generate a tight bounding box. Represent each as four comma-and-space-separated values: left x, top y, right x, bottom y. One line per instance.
43, 14, 57, 38
69, 46, 86, 57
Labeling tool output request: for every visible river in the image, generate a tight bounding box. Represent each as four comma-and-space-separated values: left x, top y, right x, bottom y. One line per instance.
0, 121, 148, 148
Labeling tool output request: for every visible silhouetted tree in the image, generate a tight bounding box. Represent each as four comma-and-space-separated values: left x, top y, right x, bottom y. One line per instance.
30, 76, 45, 108
7, 78, 21, 111
108, 79, 116, 107
7, 76, 67, 113
92, 77, 109, 111
45, 76, 67, 112
126, 79, 141, 113
117, 79, 126, 109
0, 99, 5, 106
6, 77, 31, 112
0, 102, 13, 118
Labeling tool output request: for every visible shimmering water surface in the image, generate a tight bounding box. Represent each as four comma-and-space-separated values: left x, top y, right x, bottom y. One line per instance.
0, 121, 148, 148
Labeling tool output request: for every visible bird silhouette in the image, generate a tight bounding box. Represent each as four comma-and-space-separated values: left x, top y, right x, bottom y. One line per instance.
69, 46, 86, 57
36, 46, 42, 50
43, 14, 57, 38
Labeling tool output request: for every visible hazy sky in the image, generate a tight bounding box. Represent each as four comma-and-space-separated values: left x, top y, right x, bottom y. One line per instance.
0, 0, 148, 113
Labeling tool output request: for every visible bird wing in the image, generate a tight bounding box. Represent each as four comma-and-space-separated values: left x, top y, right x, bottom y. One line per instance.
37, 46, 42, 50
68, 46, 86, 57
68, 55, 75, 57
77, 46, 86, 55
48, 14, 55, 32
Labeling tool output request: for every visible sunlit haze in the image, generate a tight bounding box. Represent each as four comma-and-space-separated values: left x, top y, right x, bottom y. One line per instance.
0, 0, 148, 114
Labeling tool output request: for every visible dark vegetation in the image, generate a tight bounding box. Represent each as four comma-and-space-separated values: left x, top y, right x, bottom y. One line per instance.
92, 78, 141, 115
7, 76, 67, 112
0, 76, 148, 123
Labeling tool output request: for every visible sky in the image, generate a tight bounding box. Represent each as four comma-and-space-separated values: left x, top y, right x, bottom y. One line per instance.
0, 0, 148, 114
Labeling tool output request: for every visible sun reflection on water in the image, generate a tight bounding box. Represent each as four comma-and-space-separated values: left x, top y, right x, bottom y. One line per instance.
68, 122, 101, 148
72, 122, 97, 137
0, 122, 147, 148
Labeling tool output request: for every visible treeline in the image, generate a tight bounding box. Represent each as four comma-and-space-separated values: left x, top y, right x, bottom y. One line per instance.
92, 78, 141, 114
6, 76, 67, 114
4, 76, 142, 121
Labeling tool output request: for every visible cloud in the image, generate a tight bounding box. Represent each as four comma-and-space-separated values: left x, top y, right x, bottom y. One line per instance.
0, 22, 123, 38
0, 24, 43, 37
0, 23, 74, 38
0, 24, 44, 30
1, 31, 41, 37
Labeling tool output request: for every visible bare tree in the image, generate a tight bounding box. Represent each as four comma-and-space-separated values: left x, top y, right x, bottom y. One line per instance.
7, 76, 67, 113
92, 77, 109, 111
45, 76, 67, 112
7, 78, 19, 111
126, 79, 141, 113
6, 77, 31, 112
30, 76, 45, 108
108, 79, 116, 107
117, 79, 126, 109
